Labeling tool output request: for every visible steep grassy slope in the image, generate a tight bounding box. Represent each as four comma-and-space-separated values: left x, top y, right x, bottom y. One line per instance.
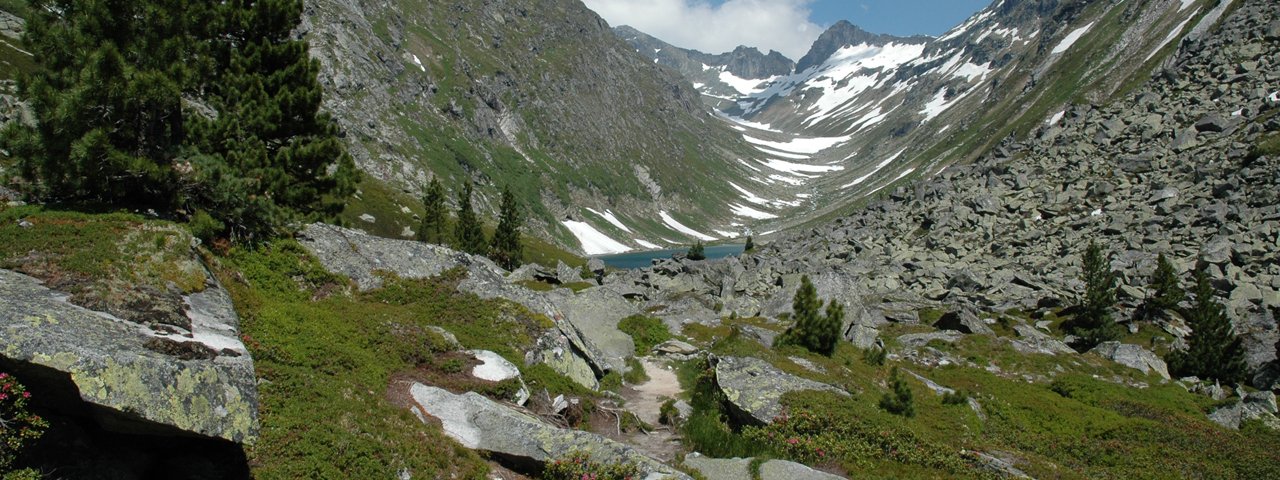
304, 0, 759, 254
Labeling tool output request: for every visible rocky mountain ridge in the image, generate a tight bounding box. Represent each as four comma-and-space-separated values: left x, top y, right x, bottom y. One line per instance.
620, 0, 1240, 240
610, 0, 1280, 390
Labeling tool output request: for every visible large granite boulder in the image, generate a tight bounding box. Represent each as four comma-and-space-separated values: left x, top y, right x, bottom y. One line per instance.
713, 356, 847, 425
0, 269, 258, 443
556, 286, 641, 371
1089, 342, 1171, 379
408, 384, 689, 479
1009, 325, 1075, 355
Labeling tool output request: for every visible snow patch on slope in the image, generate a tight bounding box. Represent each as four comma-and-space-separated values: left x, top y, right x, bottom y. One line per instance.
585, 207, 632, 233
1051, 22, 1095, 55
744, 135, 852, 155
730, 203, 778, 220
562, 220, 631, 255
659, 211, 717, 241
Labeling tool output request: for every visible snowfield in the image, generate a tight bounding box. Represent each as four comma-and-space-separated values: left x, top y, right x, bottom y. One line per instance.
1051, 22, 1095, 55
585, 207, 631, 233
744, 134, 852, 155
659, 211, 717, 241
730, 203, 778, 220
561, 220, 631, 255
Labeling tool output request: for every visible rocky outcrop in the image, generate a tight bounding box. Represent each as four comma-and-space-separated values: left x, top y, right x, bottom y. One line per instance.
713, 356, 847, 425
1009, 325, 1075, 356
682, 454, 845, 480
297, 223, 505, 291
408, 384, 690, 479
1090, 342, 1171, 379
1207, 391, 1280, 430
298, 223, 615, 389
0, 269, 258, 443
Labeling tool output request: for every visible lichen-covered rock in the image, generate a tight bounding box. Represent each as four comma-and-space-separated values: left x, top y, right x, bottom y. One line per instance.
1090, 342, 1170, 379
408, 384, 689, 479
297, 223, 505, 291
758, 459, 846, 479
681, 454, 752, 480
713, 356, 847, 425
0, 269, 258, 444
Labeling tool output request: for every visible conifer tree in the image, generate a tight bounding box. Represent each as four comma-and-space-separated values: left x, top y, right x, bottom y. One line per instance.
489, 186, 523, 270
1070, 241, 1122, 350
2, 0, 209, 206
879, 367, 915, 417
418, 177, 447, 244
453, 181, 486, 254
687, 241, 706, 261
777, 275, 844, 356
1166, 267, 1247, 385
186, 0, 356, 239
1147, 253, 1184, 313
3, 0, 356, 240
744, 235, 755, 252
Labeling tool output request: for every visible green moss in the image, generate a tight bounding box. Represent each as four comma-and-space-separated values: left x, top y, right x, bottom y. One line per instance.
618, 315, 672, 354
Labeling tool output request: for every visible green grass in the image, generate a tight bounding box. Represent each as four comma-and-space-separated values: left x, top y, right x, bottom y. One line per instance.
0, 36, 35, 81
618, 315, 673, 354
0, 0, 28, 17
217, 240, 567, 479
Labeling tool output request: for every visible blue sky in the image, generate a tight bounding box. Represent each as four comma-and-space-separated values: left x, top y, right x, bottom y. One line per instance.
583, 0, 992, 60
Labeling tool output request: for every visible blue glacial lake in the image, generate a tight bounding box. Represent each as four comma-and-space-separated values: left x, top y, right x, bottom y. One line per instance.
597, 244, 746, 269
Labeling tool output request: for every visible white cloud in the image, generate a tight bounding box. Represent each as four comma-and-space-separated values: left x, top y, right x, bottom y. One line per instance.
583, 0, 823, 60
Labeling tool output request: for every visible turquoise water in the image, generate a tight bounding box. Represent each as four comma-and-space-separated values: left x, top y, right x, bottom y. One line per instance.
597, 244, 746, 269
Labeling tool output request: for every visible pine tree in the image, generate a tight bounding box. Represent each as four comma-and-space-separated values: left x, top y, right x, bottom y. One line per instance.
687, 241, 706, 261
879, 367, 915, 417
3, 0, 208, 206
453, 181, 487, 254
489, 186, 523, 270
777, 275, 843, 356
1070, 241, 1122, 350
1166, 267, 1247, 385
418, 177, 447, 244
1147, 253, 1185, 313
3, 0, 356, 240
185, 0, 357, 239
744, 235, 755, 252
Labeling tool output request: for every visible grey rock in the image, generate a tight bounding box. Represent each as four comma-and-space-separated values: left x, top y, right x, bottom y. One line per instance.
1245, 390, 1277, 414
1010, 325, 1076, 355
298, 223, 505, 291
557, 287, 640, 371
468, 350, 529, 406
897, 331, 963, 348
0, 269, 258, 443
653, 339, 699, 355
1089, 342, 1171, 379
408, 384, 689, 479
1194, 114, 1239, 133
758, 459, 846, 479
681, 455, 751, 480
556, 261, 584, 284
933, 309, 995, 336
714, 356, 847, 425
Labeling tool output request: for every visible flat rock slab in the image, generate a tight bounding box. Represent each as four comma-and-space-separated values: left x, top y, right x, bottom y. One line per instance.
0, 269, 258, 443
683, 454, 846, 480
408, 384, 689, 479
714, 356, 847, 425
556, 287, 640, 371
297, 223, 506, 290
